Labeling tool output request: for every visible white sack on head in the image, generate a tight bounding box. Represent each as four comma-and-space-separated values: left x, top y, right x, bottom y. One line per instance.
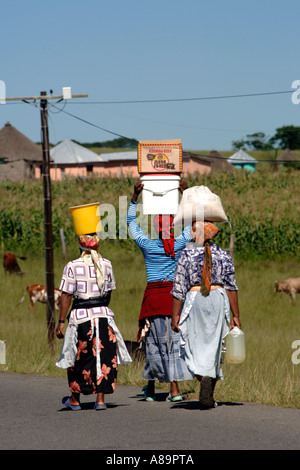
173, 186, 228, 225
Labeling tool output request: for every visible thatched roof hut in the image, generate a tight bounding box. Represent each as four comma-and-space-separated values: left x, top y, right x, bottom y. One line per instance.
276, 149, 300, 163
0, 122, 43, 181
205, 149, 235, 172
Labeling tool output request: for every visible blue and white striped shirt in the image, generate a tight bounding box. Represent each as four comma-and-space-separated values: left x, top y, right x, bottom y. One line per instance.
127, 201, 192, 283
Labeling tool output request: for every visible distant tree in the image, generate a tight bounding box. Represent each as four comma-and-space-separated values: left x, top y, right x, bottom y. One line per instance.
108, 137, 138, 148
269, 125, 300, 150
232, 139, 246, 150
244, 132, 273, 150
232, 132, 273, 151
78, 137, 138, 149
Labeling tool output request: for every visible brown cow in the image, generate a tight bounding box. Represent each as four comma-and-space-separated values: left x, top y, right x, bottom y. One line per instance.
275, 278, 300, 301
16, 284, 62, 311
3, 252, 26, 275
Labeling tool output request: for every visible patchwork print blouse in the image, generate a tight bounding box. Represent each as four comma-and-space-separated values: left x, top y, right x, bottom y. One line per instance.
171, 243, 238, 303
59, 256, 116, 324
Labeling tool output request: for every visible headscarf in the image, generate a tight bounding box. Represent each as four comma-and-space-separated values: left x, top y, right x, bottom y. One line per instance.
153, 214, 175, 258
191, 221, 220, 297
78, 234, 105, 294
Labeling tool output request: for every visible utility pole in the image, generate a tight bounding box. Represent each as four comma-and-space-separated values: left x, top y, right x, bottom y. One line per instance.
40, 91, 55, 349
3, 89, 88, 349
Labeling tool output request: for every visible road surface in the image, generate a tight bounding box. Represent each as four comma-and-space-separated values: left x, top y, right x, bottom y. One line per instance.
0, 372, 299, 454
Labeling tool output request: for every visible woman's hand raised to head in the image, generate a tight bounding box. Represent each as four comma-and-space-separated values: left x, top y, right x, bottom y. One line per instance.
132, 181, 144, 201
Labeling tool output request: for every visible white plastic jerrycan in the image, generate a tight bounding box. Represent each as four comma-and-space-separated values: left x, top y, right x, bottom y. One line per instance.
225, 327, 246, 364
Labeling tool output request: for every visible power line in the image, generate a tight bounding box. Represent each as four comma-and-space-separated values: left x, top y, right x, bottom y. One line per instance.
56, 88, 294, 139
55, 106, 300, 163
5, 88, 293, 139
4, 88, 293, 106
68, 89, 293, 105
54, 106, 135, 140
6, 90, 297, 160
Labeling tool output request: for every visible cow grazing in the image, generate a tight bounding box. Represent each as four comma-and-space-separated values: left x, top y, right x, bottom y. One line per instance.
3, 252, 26, 275
274, 278, 300, 301
16, 284, 62, 311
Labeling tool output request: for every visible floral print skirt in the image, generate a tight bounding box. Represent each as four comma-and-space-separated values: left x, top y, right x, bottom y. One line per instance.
67, 318, 118, 395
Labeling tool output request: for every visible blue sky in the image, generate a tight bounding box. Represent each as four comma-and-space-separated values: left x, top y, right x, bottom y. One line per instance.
1, 0, 299, 151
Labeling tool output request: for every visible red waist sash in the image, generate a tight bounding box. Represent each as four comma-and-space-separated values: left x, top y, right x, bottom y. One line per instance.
138, 281, 173, 326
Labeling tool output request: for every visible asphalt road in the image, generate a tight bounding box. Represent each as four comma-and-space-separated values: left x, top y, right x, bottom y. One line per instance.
0, 372, 299, 454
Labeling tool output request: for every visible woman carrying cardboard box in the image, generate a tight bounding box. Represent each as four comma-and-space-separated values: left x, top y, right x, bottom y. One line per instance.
127, 181, 193, 402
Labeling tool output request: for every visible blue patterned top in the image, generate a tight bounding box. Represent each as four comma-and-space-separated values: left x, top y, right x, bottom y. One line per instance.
127, 201, 192, 282
172, 243, 238, 302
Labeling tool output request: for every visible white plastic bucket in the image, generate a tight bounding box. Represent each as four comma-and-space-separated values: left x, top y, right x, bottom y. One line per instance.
140, 175, 180, 215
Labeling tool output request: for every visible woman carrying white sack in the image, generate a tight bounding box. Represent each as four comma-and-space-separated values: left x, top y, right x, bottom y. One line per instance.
171, 186, 241, 408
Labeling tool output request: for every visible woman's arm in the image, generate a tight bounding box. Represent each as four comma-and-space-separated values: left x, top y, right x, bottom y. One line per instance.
127, 182, 153, 251
171, 297, 183, 332
55, 292, 73, 339
225, 289, 241, 330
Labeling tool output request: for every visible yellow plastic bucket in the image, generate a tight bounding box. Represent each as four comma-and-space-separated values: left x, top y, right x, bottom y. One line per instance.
69, 202, 101, 235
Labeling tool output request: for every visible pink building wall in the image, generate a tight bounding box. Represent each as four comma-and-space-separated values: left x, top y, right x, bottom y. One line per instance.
183, 158, 211, 176
35, 158, 211, 181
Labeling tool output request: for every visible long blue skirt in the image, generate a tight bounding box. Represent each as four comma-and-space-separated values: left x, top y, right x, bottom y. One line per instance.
143, 316, 193, 383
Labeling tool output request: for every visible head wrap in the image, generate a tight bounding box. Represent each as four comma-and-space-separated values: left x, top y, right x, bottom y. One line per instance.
191, 221, 220, 297
78, 234, 105, 294
79, 234, 100, 251
153, 215, 175, 258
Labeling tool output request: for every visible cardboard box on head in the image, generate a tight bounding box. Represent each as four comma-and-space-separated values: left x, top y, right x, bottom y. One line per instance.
138, 139, 182, 175
69, 202, 101, 236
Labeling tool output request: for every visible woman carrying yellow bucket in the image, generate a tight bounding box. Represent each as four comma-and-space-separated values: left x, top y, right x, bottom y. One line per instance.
56, 202, 131, 410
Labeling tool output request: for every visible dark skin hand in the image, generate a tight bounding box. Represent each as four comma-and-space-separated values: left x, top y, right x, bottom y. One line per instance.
179, 180, 188, 193
131, 181, 143, 201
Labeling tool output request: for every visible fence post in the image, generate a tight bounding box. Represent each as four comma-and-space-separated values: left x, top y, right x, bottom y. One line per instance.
60, 228, 66, 257
229, 234, 235, 261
